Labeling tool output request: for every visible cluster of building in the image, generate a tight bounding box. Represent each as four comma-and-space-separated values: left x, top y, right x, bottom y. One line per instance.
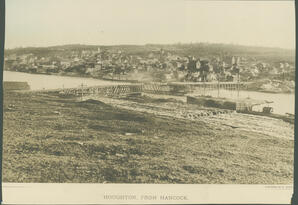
4, 47, 294, 82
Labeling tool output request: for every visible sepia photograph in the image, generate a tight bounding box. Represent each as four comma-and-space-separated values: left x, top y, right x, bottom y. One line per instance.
1, 0, 295, 203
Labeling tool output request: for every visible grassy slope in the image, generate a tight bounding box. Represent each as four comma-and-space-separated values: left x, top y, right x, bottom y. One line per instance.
3, 91, 293, 183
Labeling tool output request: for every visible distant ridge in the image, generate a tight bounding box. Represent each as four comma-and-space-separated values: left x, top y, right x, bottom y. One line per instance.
6, 42, 295, 51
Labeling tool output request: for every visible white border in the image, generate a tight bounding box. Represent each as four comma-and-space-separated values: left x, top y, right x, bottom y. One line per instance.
2, 183, 293, 204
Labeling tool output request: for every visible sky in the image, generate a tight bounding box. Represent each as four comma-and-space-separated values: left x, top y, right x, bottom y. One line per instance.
5, 0, 296, 49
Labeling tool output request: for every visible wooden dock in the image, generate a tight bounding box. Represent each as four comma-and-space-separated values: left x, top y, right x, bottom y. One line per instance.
187, 95, 271, 112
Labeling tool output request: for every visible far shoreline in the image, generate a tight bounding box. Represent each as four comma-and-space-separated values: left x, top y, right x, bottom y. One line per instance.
3, 70, 295, 95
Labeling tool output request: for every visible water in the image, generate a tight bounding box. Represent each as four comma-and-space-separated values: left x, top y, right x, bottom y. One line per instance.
3, 71, 130, 90
194, 88, 295, 115
4, 71, 295, 115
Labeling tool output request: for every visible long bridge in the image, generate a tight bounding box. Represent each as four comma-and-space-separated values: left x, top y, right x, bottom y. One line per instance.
34, 81, 249, 98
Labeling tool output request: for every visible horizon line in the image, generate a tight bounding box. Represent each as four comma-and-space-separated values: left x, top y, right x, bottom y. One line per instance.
4, 41, 295, 51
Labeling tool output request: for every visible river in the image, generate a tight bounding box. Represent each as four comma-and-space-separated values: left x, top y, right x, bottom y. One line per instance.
3, 71, 295, 115
3, 71, 130, 90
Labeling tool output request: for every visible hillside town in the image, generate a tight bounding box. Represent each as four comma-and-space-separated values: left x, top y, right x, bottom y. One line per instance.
4, 46, 295, 85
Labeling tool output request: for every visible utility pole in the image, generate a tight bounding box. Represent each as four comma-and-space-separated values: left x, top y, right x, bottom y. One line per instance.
81, 83, 84, 101
217, 74, 220, 98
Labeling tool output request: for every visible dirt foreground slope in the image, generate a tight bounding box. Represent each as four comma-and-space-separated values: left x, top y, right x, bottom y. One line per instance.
3, 91, 294, 184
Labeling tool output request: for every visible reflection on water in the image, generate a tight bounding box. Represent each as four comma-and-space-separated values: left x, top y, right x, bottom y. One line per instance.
4, 71, 295, 115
